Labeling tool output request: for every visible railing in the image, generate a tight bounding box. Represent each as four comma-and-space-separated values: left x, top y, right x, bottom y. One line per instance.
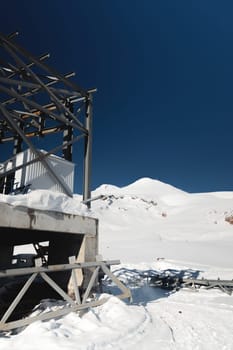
0, 259, 131, 331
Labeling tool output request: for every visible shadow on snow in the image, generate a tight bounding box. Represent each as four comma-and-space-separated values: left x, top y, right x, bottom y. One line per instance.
102, 267, 202, 306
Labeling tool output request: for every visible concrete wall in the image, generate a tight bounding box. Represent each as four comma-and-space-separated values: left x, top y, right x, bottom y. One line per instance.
0, 202, 99, 291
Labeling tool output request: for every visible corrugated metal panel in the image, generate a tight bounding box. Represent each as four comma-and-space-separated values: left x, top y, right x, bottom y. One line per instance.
13, 149, 75, 194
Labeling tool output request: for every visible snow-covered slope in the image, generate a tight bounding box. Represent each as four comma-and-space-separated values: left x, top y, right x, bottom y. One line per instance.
90, 177, 233, 266
1, 177, 233, 349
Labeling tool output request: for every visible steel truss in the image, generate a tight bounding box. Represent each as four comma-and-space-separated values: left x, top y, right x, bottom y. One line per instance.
0, 259, 131, 331
0, 32, 95, 202
148, 275, 233, 295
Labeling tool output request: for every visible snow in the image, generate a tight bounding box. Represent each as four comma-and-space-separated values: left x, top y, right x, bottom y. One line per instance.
0, 190, 88, 216
1, 177, 233, 349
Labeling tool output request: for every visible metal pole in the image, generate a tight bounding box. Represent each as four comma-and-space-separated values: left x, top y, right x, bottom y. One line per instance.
63, 100, 73, 161
13, 121, 23, 155
83, 93, 93, 208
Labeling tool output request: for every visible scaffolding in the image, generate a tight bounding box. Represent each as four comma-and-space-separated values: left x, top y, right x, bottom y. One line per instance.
0, 33, 130, 332
0, 31, 95, 203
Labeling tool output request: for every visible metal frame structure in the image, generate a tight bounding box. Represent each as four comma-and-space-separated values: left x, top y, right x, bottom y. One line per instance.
0, 259, 131, 331
0, 33, 131, 332
0, 32, 95, 203
0, 203, 131, 331
146, 274, 233, 295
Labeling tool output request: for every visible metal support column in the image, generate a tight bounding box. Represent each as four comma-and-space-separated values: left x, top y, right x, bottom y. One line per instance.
62, 100, 73, 161
5, 121, 23, 194
13, 121, 23, 156
83, 93, 93, 208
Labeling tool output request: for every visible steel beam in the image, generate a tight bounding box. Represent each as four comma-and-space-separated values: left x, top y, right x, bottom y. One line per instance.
0, 84, 86, 133
0, 260, 120, 278
1, 41, 86, 132
2, 71, 76, 106
0, 273, 37, 323
0, 260, 130, 331
0, 32, 87, 97
83, 93, 93, 207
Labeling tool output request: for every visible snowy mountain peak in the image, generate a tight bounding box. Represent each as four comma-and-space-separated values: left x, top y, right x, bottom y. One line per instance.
121, 177, 187, 196
1, 178, 233, 348
93, 184, 120, 195
93, 178, 187, 204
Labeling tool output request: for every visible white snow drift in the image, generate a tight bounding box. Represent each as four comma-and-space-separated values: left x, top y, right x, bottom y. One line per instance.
0, 177, 233, 349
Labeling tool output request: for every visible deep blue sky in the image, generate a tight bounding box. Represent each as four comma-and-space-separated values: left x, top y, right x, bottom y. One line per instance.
1, 1, 233, 193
